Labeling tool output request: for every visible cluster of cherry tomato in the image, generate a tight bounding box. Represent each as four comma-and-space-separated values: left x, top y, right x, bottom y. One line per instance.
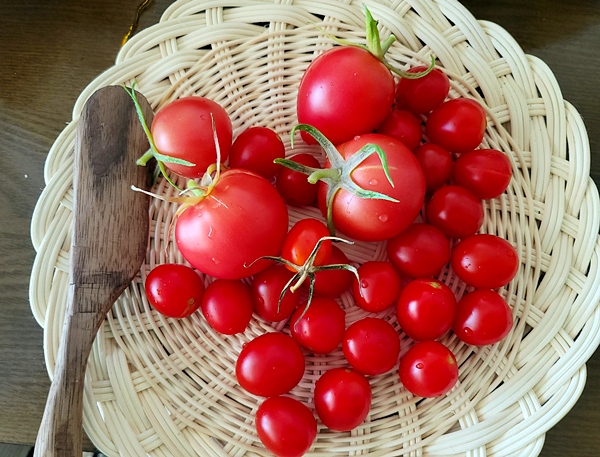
132, 7, 521, 457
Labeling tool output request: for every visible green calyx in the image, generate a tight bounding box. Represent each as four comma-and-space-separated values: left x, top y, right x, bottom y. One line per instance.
249, 236, 360, 324
275, 124, 398, 236
319, 4, 436, 79
122, 82, 195, 191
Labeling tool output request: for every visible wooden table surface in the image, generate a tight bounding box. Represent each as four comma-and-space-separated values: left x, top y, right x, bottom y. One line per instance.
1, 0, 599, 455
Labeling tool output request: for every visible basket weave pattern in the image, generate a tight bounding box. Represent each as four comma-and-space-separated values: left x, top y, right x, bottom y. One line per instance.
30, 0, 600, 455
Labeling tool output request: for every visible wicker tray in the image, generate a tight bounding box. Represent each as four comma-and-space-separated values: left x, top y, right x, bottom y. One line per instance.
29, 0, 600, 455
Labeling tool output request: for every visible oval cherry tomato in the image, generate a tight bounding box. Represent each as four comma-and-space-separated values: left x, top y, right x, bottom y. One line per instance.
200, 279, 253, 335
297, 46, 395, 145
453, 289, 513, 345
343, 317, 401, 376
452, 148, 512, 199
386, 223, 450, 278
151, 96, 232, 178
414, 143, 454, 193
255, 396, 317, 457
290, 296, 346, 354
281, 218, 332, 269
450, 234, 519, 289
318, 133, 426, 242
396, 279, 456, 341
396, 65, 450, 114
229, 126, 285, 179
251, 264, 300, 322
314, 368, 372, 431
376, 109, 423, 151
399, 341, 458, 397
276, 153, 321, 207
236, 332, 305, 397
425, 98, 487, 154
352, 261, 402, 313
426, 185, 483, 239
312, 245, 354, 297
175, 168, 289, 280
144, 264, 205, 318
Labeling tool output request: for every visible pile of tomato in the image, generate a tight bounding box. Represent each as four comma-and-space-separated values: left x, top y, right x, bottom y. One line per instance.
130, 7, 519, 457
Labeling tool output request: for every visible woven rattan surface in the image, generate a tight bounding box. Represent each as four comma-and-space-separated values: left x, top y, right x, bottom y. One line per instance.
29, 0, 600, 455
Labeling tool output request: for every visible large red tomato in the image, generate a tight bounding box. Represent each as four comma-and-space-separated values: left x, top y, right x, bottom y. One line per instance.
175, 168, 289, 280
317, 134, 426, 241
297, 46, 395, 146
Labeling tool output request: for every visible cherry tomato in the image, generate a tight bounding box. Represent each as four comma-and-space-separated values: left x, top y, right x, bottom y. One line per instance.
453, 289, 514, 345
144, 264, 205, 318
452, 148, 512, 199
297, 46, 395, 145
426, 185, 483, 239
396, 66, 450, 114
198, 279, 253, 335
151, 96, 232, 178
312, 245, 354, 297
290, 296, 346, 354
343, 317, 401, 376
175, 168, 288, 280
314, 368, 372, 431
229, 126, 285, 179
251, 265, 300, 322
236, 332, 305, 397
376, 109, 423, 151
386, 223, 450, 278
450, 234, 519, 288
414, 143, 454, 193
352, 261, 402, 313
399, 341, 458, 397
425, 98, 487, 154
276, 153, 321, 207
318, 133, 426, 241
255, 396, 317, 457
396, 279, 456, 341
281, 218, 332, 269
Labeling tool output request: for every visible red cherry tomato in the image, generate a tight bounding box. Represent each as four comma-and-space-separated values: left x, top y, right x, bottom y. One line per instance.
386, 223, 451, 278
452, 148, 512, 199
343, 317, 401, 376
151, 96, 232, 178
396, 66, 450, 114
450, 234, 519, 289
312, 245, 354, 297
376, 109, 423, 151
399, 341, 458, 397
425, 98, 487, 154
426, 185, 484, 239
235, 332, 305, 397
281, 218, 332, 269
251, 264, 301, 322
290, 296, 346, 354
229, 126, 285, 179
414, 143, 454, 193
297, 46, 395, 145
396, 279, 457, 341
200, 279, 253, 335
175, 168, 288, 280
453, 289, 514, 345
276, 153, 321, 207
255, 396, 317, 457
352, 261, 402, 313
314, 368, 372, 431
144, 264, 205, 318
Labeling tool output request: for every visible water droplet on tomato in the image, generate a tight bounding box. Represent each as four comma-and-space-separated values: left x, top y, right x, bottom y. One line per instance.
360, 279, 369, 288
211, 257, 220, 265
379, 214, 389, 222
416, 363, 424, 369
369, 178, 378, 186
464, 328, 474, 337
207, 226, 214, 239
